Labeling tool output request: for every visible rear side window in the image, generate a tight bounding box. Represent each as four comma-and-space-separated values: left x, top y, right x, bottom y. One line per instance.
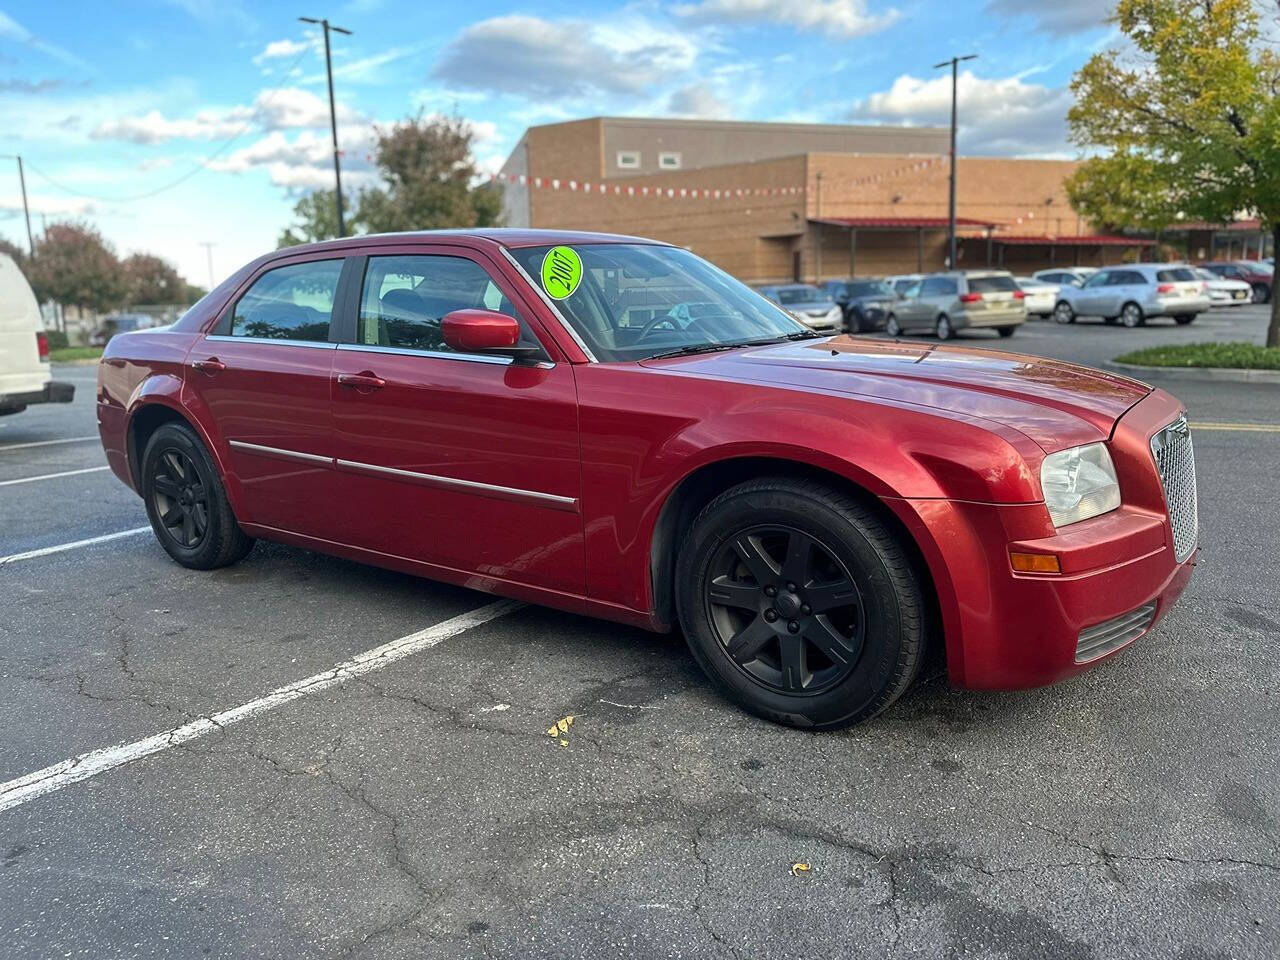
1157, 268, 1197, 282
356, 254, 536, 355
231, 259, 343, 342
967, 275, 1017, 293
921, 276, 957, 296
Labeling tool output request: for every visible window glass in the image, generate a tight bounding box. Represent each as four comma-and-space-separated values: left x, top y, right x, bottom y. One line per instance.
968, 275, 1018, 293
922, 276, 957, 296
775, 285, 823, 305
658, 152, 681, 169
1157, 268, 1197, 282
1083, 271, 1110, 288
356, 254, 536, 355
616, 150, 640, 169
231, 259, 343, 342
847, 281, 892, 297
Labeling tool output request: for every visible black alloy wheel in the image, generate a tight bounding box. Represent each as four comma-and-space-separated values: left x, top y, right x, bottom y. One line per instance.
704, 525, 864, 695
150, 447, 209, 548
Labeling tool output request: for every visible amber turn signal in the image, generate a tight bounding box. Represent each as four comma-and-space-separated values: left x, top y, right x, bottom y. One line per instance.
1009, 551, 1061, 574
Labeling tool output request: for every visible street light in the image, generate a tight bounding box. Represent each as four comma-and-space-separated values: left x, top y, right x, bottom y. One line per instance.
299, 16, 352, 237
933, 53, 977, 270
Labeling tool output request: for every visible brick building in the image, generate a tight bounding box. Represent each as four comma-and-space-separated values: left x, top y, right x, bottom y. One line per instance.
496, 117, 1154, 282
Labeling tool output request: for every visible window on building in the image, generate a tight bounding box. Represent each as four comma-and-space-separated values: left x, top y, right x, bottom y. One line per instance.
658, 152, 682, 170
616, 151, 640, 169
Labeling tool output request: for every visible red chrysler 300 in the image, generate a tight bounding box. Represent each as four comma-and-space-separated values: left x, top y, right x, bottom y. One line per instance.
97, 230, 1198, 729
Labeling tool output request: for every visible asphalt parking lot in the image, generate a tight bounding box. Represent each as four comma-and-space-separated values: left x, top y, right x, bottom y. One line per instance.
2, 305, 1278, 959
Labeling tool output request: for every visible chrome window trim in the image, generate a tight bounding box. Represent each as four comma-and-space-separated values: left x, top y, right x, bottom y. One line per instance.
228, 440, 333, 465
335, 458, 578, 512
498, 246, 598, 362
336, 343, 515, 366
207, 335, 336, 350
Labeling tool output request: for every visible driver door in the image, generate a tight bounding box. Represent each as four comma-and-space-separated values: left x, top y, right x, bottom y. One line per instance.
1074, 270, 1112, 315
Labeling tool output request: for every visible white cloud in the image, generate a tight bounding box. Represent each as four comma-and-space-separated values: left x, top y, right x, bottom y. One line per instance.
90, 88, 363, 144
0, 9, 92, 71
0, 192, 94, 218
673, 0, 899, 37
666, 84, 733, 119
433, 14, 699, 98
253, 38, 313, 66
984, 0, 1114, 33
299, 45, 423, 85
849, 70, 1074, 156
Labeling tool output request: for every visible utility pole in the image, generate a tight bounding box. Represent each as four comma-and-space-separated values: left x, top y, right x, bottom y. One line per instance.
933, 54, 977, 270
1, 154, 35, 255
199, 242, 217, 290
299, 17, 352, 237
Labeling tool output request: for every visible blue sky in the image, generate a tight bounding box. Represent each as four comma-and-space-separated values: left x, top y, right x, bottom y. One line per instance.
0, 0, 1116, 286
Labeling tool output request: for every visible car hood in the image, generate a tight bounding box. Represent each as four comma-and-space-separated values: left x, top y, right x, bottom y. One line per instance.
641, 336, 1151, 451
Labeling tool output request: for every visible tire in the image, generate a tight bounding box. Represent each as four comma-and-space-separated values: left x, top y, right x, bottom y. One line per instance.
674, 478, 929, 730
847, 310, 864, 334
1053, 301, 1075, 324
996, 326, 1016, 338
1251, 283, 1271, 304
935, 314, 954, 340
141, 422, 254, 570
1120, 302, 1144, 328
1174, 314, 1197, 325
885, 314, 902, 337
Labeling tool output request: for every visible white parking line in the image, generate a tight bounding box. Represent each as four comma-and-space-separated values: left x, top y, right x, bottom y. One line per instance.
0, 599, 523, 813
0, 466, 109, 487
0, 436, 98, 452
0, 527, 151, 566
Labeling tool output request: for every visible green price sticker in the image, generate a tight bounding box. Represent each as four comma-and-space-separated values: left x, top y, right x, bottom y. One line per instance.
541, 245, 582, 300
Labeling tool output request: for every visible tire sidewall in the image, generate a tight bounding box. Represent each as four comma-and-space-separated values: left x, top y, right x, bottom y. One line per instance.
141, 423, 226, 568
675, 487, 911, 729
1121, 303, 1143, 327
936, 315, 953, 340
886, 315, 901, 337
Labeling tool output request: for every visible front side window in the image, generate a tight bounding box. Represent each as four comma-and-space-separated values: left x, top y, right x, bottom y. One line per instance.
1083, 271, 1110, 288
508, 243, 810, 362
356, 254, 539, 355
231, 259, 343, 342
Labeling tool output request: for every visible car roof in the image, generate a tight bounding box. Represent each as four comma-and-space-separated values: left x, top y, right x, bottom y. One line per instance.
272, 228, 672, 259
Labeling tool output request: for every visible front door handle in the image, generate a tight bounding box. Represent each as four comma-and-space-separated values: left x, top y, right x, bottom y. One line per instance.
191, 357, 226, 375
337, 371, 386, 391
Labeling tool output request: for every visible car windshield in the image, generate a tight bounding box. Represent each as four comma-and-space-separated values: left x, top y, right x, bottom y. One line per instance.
848, 281, 892, 297
774, 285, 824, 304
509, 243, 812, 362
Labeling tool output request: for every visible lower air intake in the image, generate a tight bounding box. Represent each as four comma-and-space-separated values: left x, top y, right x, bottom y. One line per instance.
1075, 601, 1157, 664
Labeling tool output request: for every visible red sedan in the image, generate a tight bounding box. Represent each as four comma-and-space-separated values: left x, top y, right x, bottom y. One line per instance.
97, 230, 1199, 729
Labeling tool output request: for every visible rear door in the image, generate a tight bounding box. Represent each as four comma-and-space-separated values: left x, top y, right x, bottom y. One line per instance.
329, 246, 584, 596
187, 255, 350, 538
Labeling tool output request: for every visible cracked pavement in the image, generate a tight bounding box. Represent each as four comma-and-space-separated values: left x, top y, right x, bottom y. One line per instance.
1, 311, 1278, 960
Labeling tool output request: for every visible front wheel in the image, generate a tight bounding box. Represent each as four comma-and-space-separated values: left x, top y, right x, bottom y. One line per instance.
1053, 301, 1075, 324
675, 478, 929, 730
1252, 283, 1271, 304
1174, 314, 1197, 325
885, 314, 902, 337
996, 326, 1016, 338
141, 422, 254, 570
1120, 302, 1145, 328
935, 314, 954, 340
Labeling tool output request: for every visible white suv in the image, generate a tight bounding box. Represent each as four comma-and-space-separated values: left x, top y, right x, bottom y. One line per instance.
0, 254, 74, 415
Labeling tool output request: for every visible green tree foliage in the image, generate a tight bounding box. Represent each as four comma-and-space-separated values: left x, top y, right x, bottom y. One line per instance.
121, 252, 187, 305
0, 236, 27, 266
25, 222, 126, 313
1066, 0, 1280, 346
278, 189, 352, 249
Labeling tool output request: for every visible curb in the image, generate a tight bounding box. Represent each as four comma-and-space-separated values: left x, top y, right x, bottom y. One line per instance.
1106, 360, 1280, 384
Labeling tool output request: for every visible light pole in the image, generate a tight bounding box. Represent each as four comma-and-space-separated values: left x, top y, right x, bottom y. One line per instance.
299, 16, 352, 237
1, 154, 35, 255
933, 53, 977, 270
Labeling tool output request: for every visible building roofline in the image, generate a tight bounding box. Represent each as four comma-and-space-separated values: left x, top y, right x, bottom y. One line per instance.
526, 115, 951, 137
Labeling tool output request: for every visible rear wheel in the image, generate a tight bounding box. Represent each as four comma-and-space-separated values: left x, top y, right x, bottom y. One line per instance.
846, 310, 864, 334
996, 326, 1016, 338
1120, 302, 1144, 328
1252, 283, 1271, 304
935, 314, 954, 340
1053, 301, 1075, 324
675, 478, 929, 730
885, 314, 902, 337
142, 422, 254, 570
1174, 314, 1197, 325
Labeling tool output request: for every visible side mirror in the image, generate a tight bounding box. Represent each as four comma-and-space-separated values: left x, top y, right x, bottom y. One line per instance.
441, 309, 540, 359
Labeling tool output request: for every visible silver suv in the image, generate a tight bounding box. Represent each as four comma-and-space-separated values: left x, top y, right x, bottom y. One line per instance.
1052, 264, 1211, 327
885, 271, 1027, 340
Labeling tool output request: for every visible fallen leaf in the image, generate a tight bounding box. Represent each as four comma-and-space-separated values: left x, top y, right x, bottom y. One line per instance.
546, 715, 575, 737
791, 863, 810, 877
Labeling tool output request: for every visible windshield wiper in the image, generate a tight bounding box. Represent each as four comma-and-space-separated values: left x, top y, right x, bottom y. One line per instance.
647, 342, 750, 360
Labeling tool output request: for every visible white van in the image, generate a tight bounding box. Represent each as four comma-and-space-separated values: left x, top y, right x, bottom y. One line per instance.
0, 253, 74, 415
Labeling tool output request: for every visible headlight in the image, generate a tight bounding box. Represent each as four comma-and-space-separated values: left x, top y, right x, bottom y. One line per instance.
1040, 443, 1121, 527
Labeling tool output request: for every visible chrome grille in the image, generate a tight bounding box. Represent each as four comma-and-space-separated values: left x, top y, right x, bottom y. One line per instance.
1150, 416, 1198, 563
1075, 601, 1157, 663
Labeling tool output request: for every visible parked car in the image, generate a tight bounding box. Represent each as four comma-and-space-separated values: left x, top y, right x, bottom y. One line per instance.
0, 253, 74, 416
884, 270, 1026, 340
819, 278, 896, 333
1052, 265, 1211, 327
1014, 276, 1059, 318
1194, 267, 1251, 306
90, 313, 153, 346
755, 284, 843, 333
98, 229, 1198, 730
1201, 260, 1272, 303
1033, 267, 1098, 289
885, 273, 923, 297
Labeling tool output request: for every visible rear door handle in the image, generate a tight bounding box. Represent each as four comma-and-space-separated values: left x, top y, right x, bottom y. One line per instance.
191, 357, 225, 374
337, 371, 386, 391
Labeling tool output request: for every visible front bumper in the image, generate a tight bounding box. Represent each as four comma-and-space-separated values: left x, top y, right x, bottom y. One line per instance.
0, 380, 75, 412
890, 387, 1196, 690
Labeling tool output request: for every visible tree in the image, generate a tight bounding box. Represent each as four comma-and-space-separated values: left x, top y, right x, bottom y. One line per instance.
0, 236, 26, 266
1065, 0, 1280, 347
277, 189, 356, 249
121, 252, 186, 305
358, 112, 502, 234
25, 222, 125, 314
